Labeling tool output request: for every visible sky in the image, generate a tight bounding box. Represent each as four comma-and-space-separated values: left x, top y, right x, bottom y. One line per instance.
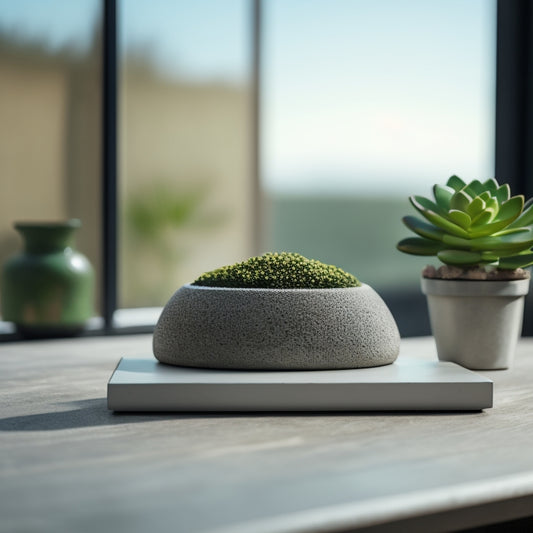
0, 0, 496, 196
261, 0, 496, 194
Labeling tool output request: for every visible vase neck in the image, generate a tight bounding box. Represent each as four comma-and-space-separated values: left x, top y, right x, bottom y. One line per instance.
15, 220, 80, 254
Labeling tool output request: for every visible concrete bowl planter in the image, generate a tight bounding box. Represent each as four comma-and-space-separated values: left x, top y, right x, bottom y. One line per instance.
421, 277, 530, 370
153, 283, 400, 370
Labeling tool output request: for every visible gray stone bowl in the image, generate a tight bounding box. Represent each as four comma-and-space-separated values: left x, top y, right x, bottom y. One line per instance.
153, 283, 400, 370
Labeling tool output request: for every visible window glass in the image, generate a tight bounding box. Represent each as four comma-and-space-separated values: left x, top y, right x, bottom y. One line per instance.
0, 0, 102, 316
261, 0, 495, 334
119, 0, 253, 308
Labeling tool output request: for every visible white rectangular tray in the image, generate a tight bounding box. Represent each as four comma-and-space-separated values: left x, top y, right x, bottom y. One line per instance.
107, 357, 493, 412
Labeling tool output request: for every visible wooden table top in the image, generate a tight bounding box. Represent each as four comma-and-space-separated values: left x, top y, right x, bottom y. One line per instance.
2, 334, 533, 533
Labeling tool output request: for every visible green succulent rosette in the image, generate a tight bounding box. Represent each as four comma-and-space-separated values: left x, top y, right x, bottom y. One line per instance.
397, 175, 533, 269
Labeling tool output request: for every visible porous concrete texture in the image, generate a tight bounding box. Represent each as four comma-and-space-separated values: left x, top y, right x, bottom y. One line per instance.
421, 278, 530, 370
153, 284, 400, 370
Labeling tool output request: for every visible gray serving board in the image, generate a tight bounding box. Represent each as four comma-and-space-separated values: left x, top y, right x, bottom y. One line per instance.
107, 357, 493, 412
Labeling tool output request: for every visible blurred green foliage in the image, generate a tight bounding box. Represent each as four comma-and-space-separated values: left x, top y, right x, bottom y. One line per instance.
127, 182, 211, 241
122, 180, 228, 306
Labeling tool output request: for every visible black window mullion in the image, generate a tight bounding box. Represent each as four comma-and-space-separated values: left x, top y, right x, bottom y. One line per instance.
495, 0, 533, 336
102, 0, 118, 331
495, 0, 533, 198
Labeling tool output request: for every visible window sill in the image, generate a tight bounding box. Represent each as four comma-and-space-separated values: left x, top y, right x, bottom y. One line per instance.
0, 307, 161, 341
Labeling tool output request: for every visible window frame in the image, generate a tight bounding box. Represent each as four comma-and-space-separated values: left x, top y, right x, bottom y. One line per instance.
101, 0, 263, 336
102, 0, 118, 333
495, 0, 533, 335
1, 0, 531, 340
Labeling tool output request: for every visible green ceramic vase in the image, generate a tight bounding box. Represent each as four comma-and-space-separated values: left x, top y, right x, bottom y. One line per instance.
1, 219, 94, 338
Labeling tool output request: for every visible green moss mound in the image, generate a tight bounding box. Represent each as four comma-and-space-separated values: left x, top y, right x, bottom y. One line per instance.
192, 252, 361, 289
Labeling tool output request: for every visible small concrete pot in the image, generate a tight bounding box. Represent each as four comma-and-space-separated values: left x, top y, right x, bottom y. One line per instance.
421, 277, 530, 370
153, 284, 400, 370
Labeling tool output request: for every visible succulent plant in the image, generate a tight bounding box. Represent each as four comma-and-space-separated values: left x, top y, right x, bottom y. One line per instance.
397, 175, 533, 269
193, 252, 360, 288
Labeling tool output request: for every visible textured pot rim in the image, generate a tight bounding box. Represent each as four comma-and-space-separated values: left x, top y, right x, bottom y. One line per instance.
182, 283, 367, 292
421, 277, 530, 297
153, 282, 400, 370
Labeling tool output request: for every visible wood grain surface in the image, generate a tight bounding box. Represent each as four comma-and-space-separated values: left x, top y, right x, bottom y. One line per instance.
1, 335, 533, 533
